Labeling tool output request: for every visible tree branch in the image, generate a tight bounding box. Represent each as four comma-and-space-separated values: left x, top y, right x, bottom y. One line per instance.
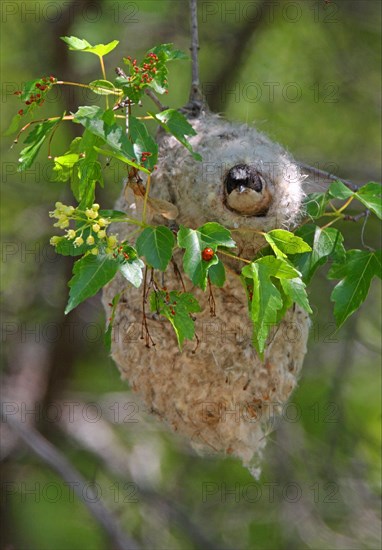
5, 415, 141, 550
299, 162, 359, 192
182, 0, 206, 115
189, 0, 201, 101
145, 88, 167, 111
57, 397, 225, 550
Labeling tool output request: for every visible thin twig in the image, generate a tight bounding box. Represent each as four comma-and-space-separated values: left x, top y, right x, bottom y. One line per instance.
343, 209, 370, 223
145, 88, 167, 111
142, 173, 151, 223
5, 415, 140, 550
189, 0, 201, 102
207, 277, 216, 317
299, 162, 359, 192
171, 258, 187, 292
141, 267, 155, 347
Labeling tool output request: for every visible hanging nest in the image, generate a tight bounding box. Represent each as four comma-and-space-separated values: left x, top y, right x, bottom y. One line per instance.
103, 111, 310, 473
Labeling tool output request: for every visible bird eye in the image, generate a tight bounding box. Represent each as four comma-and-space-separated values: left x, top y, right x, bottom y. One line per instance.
225, 164, 264, 195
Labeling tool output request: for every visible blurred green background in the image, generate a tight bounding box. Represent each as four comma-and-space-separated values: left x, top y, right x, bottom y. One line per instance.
1, 1, 381, 549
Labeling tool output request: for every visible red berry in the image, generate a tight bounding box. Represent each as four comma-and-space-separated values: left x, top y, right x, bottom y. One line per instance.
18, 109, 24, 116
202, 247, 215, 261
36, 83, 41, 89
25, 100, 31, 105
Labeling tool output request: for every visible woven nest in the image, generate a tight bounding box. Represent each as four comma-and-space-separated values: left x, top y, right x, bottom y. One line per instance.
103, 112, 310, 472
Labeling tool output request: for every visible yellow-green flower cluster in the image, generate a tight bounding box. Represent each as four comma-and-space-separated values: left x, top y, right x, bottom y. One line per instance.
49, 202, 119, 255
49, 201, 75, 229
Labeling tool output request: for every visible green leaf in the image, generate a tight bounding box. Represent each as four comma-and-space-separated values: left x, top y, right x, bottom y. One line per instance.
65, 254, 119, 314
94, 147, 150, 174
71, 130, 103, 205
136, 226, 175, 271
129, 116, 158, 171
18, 117, 62, 171
4, 113, 23, 136
197, 223, 236, 248
73, 106, 134, 160
61, 36, 119, 57
356, 182, 382, 219
98, 209, 129, 221
53, 153, 80, 182
208, 260, 226, 287
291, 225, 346, 284
56, 237, 88, 257
149, 109, 202, 161
148, 43, 188, 61
280, 278, 312, 314
89, 79, 117, 96
61, 36, 91, 50
328, 180, 354, 200
242, 259, 286, 357
119, 259, 144, 288
117, 245, 145, 288
242, 256, 301, 357
328, 250, 381, 328
177, 222, 235, 290
149, 290, 201, 348
264, 229, 312, 258
252, 256, 301, 279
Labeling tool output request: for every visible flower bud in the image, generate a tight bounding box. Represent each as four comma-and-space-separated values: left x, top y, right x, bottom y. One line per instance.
58, 219, 69, 229
63, 206, 75, 216
107, 235, 118, 248
86, 208, 98, 219
50, 236, 60, 246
